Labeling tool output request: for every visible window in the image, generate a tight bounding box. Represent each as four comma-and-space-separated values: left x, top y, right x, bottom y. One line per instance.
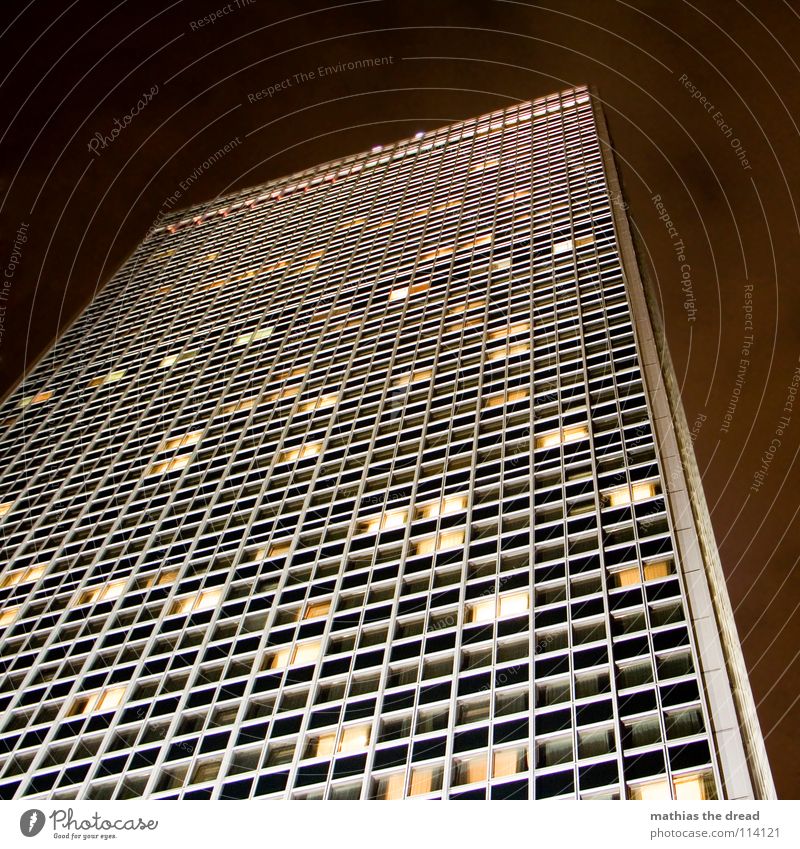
278, 443, 321, 463
673, 771, 715, 800
608, 482, 657, 507
418, 495, 467, 519
0, 564, 47, 589
271, 640, 322, 669
499, 591, 529, 617
300, 394, 338, 413
453, 754, 487, 785
88, 370, 125, 388
360, 508, 407, 534
644, 560, 672, 581
468, 598, 495, 623
373, 772, 405, 800
409, 765, 442, 796
629, 779, 670, 800
0, 502, 12, 517
339, 724, 370, 753
415, 529, 464, 555
611, 567, 640, 588
70, 685, 126, 716
162, 431, 202, 451
18, 390, 53, 408
147, 456, 190, 476
393, 369, 432, 387
235, 327, 273, 345
493, 746, 527, 778
171, 588, 222, 615
79, 579, 127, 605
304, 600, 331, 620
535, 425, 588, 449
0, 606, 19, 628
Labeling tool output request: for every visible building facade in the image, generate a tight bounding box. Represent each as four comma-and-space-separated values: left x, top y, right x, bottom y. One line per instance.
0, 86, 774, 800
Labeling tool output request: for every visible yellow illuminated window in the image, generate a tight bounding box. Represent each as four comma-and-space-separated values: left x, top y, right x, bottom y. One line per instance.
162, 431, 202, 451
553, 239, 574, 254
575, 235, 595, 248
300, 394, 337, 413
171, 588, 221, 615
278, 442, 321, 463
493, 747, 525, 778
0, 502, 12, 517
629, 778, 671, 800
535, 425, 588, 449
612, 567, 641, 588
80, 579, 126, 605
18, 390, 53, 409
148, 455, 190, 476
447, 298, 485, 316
235, 327, 273, 346
0, 607, 19, 628
88, 370, 125, 388
393, 369, 432, 388
312, 733, 336, 758
267, 541, 291, 559
644, 560, 672, 581
70, 685, 126, 716
490, 258, 512, 272
469, 158, 498, 173
271, 648, 292, 669
0, 564, 46, 589
488, 321, 530, 341
160, 350, 198, 368
220, 398, 256, 415
488, 342, 529, 361
674, 772, 712, 800
468, 598, 495, 623
148, 570, 178, 588
458, 755, 487, 785
304, 601, 331, 620
292, 641, 321, 666
484, 389, 528, 408
409, 767, 434, 796
419, 495, 467, 519
415, 529, 464, 555
360, 508, 408, 534
499, 591, 529, 617
608, 482, 656, 507
339, 724, 370, 753
378, 772, 405, 800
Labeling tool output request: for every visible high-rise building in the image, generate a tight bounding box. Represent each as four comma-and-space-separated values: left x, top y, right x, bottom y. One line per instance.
0, 86, 774, 801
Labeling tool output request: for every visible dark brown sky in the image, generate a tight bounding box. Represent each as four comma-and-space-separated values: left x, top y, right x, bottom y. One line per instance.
0, 0, 798, 798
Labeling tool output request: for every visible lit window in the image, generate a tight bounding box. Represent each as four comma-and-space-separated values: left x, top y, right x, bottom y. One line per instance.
374, 772, 405, 800
292, 641, 321, 666
0, 502, 12, 517
235, 327, 273, 346
575, 235, 595, 248
535, 425, 588, 449
409, 766, 440, 796
310, 733, 336, 758
488, 321, 530, 341
304, 600, 331, 620
390, 281, 429, 301
162, 431, 202, 451
673, 772, 714, 800
612, 567, 641, 588
499, 591, 529, 617
160, 350, 197, 368
488, 342, 529, 361
0, 607, 19, 628
468, 598, 495, 623
147, 570, 178, 588
493, 746, 526, 778
415, 529, 464, 555
447, 298, 485, 316
454, 754, 487, 785
392, 369, 432, 388
608, 482, 657, 507
629, 778, 671, 800
267, 541, 291, 558
300, 394, 338, 413
360, 508, 408, 534
339, 724, 370, 753
553, 239, 574, 254
220, 398, 256, 415
88, 370, 125, 388
419, 495, 467, 519
484, 389, 528, 408
70, 686, 126, 716
18, 390, 53, 409
270, 648, 292, 669
644, 560, 673, 581
0, 564, 46, 589
147, 455, 190, 476
79, 579, 126, 605
278, 442, 321, 463
490, 258, 512, 272
170, 588, 221, 615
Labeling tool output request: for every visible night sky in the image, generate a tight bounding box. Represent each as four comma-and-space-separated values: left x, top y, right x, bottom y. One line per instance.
0, 0, 798, 798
